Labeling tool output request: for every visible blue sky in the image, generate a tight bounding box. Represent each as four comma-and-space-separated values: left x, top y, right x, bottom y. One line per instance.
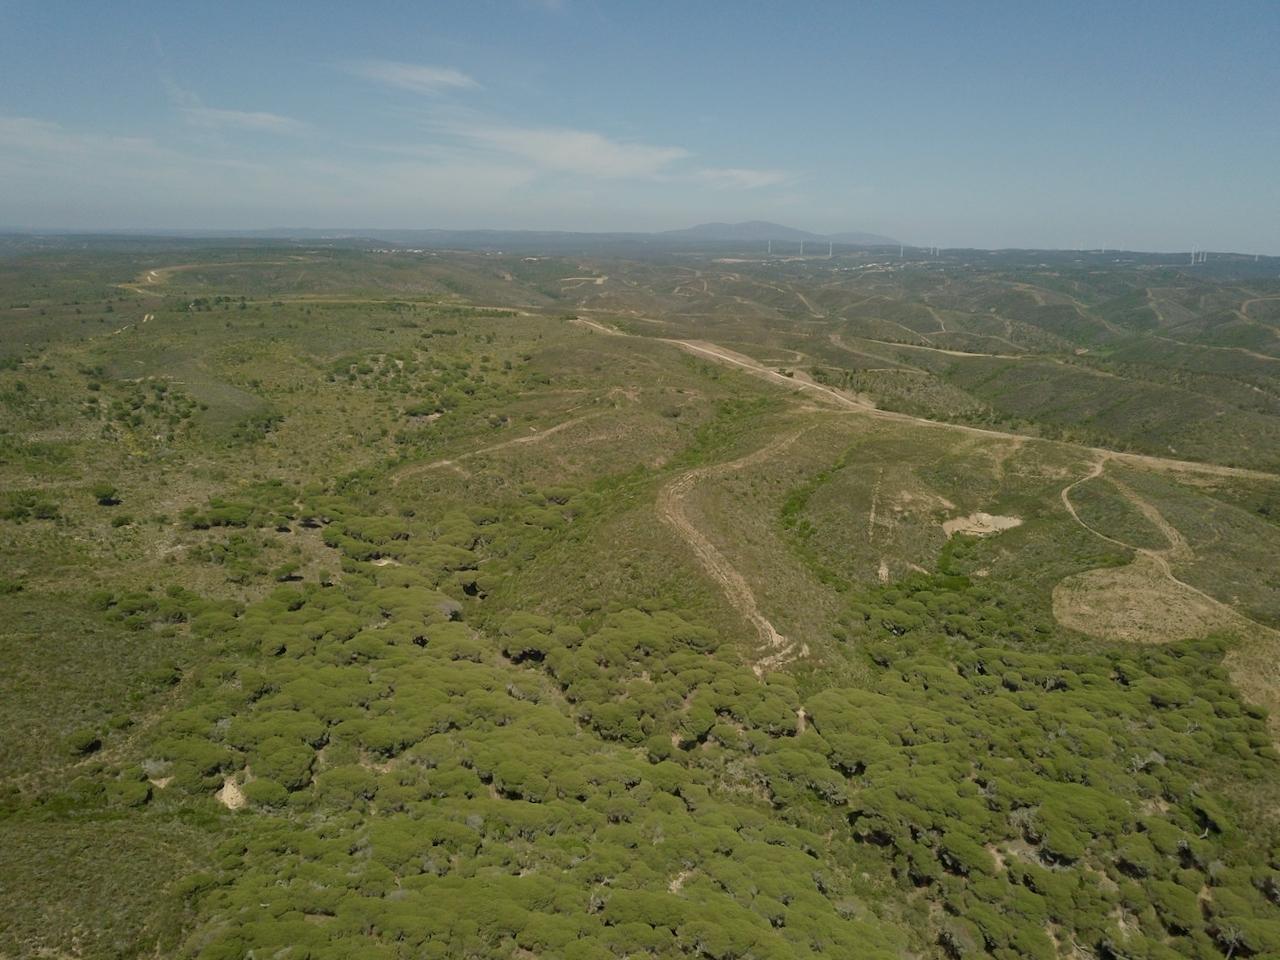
2, 1, 1277, 251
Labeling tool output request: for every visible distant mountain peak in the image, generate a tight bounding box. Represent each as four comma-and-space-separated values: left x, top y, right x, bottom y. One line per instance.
662, 221, 821, 242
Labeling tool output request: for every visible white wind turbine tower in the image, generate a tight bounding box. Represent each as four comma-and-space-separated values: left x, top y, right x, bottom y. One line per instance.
828, 241, 833, 259
767, 239, 772, 255
799, 240, 805, 256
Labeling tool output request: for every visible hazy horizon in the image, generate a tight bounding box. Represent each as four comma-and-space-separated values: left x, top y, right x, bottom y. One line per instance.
1, 222, 1274, 259
3, 1, 1278, 253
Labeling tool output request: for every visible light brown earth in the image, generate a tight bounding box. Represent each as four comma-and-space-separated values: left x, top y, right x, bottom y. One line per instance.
216, 776, 246, 811
1056, 456, 1280, 737
942, 512, 1023, 537
1053, 555, 1235, 644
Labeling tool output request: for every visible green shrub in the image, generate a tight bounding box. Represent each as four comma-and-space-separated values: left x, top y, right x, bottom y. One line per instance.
242, 778, 289, 808
65, 728, 102, 756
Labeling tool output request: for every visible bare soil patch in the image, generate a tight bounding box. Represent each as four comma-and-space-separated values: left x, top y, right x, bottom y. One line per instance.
942, 512, 1023, 537
1052, 555, 1233, 644
216, 776, 246, 810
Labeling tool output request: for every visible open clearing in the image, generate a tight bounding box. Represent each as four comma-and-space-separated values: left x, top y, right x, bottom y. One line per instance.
941, 511, 1023, 537
1052, 554, 1235, 643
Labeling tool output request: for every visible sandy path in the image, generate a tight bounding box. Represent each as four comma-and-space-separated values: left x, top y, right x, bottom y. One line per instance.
1058, 460, 1116, 545
922, 303, 948, 334
846, 336, 1030, 361
117, 259, 304, 297
679, 333, 1275, 480
793, 289, 823, 317
1059, 457, 1194, 568
1107, 475, 1192, 562
657, 428, 812, 675
391, 412, 603, 487
572, 316, 624, 336
569, 315, 1280, 729
1241, 295, 1280, 318
747, 279, 825, 318
828, 333, 921, 370
1060, 458, 1273, 632
1010, 282, 1048, 307
570, 318, 1278, 482
1056, 457, 1280, 735
666, 338, 875, 413
1149, 333, 1280, 364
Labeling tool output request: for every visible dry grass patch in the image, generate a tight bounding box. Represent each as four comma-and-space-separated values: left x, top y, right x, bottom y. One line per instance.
1052, 554, 1233, 643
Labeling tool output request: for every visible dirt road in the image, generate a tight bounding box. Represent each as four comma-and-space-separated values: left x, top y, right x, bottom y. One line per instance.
657, 428, 812, 674
570, 318, 1279, 482
391, 412, 603, 487
1057, 455, 1280, 736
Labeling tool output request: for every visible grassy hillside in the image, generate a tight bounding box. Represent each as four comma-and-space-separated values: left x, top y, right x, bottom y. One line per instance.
2, 242, 1279, 959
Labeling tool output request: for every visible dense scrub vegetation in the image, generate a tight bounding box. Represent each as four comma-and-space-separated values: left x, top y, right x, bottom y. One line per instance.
2, 242, 1279, 958
825, 561, 1280, 959
14, 482, 1275, 958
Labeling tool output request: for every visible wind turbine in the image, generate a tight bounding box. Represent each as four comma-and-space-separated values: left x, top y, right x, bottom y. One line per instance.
799, 240, 805, 256
828, 241, 833, 259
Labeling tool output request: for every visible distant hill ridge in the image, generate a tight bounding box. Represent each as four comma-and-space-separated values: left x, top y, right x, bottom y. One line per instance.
1, 222, 901, 250
662, 220, 899, 246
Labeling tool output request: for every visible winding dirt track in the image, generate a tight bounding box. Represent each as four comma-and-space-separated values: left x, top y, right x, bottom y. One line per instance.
843, 336, 1031, 361
117, 260, 307, 297
657, 428, 813, 675
569, 315, 1280, 726
574, 316, 1278, 483
390, 412, 603, 487
1059, 457, 1260, 620
1058, 456, 1280, 743
1149, 333, 1280, 364
1241, 295, 1280, 318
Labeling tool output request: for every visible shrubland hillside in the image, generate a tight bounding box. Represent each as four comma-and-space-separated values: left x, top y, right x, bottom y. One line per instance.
2, 241, 1279, 959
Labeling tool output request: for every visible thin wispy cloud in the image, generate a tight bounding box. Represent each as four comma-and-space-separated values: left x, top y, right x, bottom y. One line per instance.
181, 106, 308, 133
446, 121, 688, 179
0, 115, 164, 161
162, 79, 306, 135
0, 113, 545, 227
432, 117, 789, 189
345, 59, 479, 95
344, 59, 785, 189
